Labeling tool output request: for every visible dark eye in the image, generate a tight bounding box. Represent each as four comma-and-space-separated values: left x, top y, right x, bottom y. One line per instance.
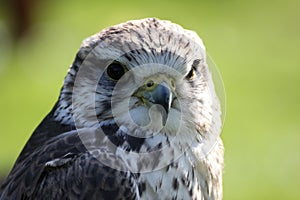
106, 62, 126, 80
186, 67, 196, 80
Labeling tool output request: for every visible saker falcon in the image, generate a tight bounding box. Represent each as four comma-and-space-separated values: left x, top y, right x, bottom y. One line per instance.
0, 18, 224, 200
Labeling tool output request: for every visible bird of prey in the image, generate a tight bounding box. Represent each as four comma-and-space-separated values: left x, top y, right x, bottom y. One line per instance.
0, 18, 224, 200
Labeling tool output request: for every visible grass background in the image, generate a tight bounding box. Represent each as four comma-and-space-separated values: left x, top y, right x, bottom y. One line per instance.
0, 0, 299, 199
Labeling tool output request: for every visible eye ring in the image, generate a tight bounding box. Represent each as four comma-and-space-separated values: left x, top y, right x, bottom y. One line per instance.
106, 61, 126, 81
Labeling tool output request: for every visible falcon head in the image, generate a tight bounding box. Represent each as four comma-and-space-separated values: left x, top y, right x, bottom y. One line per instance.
53, 18, 222, 171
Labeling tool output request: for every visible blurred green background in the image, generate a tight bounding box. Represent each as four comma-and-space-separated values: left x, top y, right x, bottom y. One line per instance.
0, 0, 299, 199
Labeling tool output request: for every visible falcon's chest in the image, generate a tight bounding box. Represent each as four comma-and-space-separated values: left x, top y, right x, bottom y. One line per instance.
103, 122, 222, 199
137, 150, 205, 200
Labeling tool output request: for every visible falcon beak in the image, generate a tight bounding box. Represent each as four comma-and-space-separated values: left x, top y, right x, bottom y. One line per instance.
136, 81, 173, 126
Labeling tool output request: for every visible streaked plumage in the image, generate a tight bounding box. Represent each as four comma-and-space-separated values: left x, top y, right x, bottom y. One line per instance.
0, 18, 223, 200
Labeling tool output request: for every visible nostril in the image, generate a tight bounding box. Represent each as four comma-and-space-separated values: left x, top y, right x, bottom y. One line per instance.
146, 80, 154, 88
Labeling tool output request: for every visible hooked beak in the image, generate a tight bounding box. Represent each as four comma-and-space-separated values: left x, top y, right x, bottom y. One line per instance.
134, 81, 174, 125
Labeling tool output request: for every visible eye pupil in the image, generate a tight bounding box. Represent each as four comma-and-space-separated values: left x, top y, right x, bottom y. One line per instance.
106, 62, 125, 80
186, 67, 195, 80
